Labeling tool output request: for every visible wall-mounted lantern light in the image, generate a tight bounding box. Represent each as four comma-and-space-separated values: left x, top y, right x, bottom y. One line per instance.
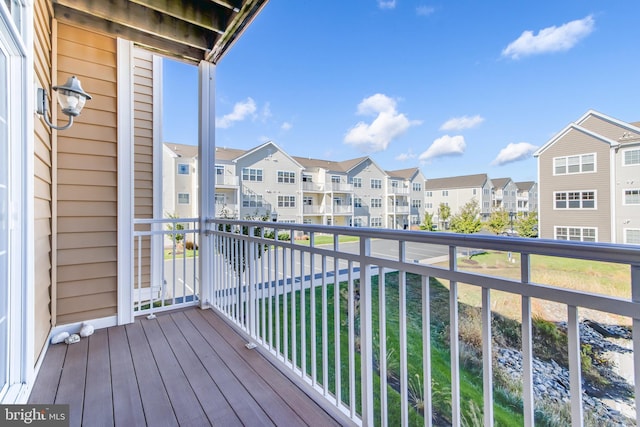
37, 76, 92, 131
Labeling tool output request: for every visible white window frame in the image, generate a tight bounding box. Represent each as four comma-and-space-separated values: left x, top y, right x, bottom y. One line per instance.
242, 194, 263, 208
370, 178, 382, 189
177, 192, 190, 204
623, 228, 640, 245
278, 195, 296, 208
354, 197, 362, 208
622, 148, 640, 167
411, 199, 421, 208
442, 190, 448, 196
331, 175, 341, 183
412, 182, 422, 192
426, 191, 432, 197
553, 190, 597, 210
553, 153, 597, 175
242, 167, 263, 182
177, 163, 190, 175
370, 217, 383, 227
554, 226, 598, 242
371, 198, 382, 208
623, 188, 640, 205
351, 177, 362, 188
277, 170, 296, 184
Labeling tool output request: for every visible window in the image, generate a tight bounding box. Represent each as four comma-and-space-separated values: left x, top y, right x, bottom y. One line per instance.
278, 195, 296, 208
371, 217, 382, 227
555, 227, 597, 242
553, 153, 596, 175
242, 194, 263, 207
351, 177, 362, 188
371, 178, 382, 189
391, 180, 399, 188
625, 229, 640, 244
426, 191, 432, 197
215, 165, 224, 175
352, 217, 363, 227
331, 175, 341, 183
483, 201, 490, 210
177, 193, 190, 204
303, 196, 313, 205
277, 171, 296, 183
354, 197, 362, 208
472, 189, 477, 195
442, 190, 448, 196
214, 193, 225, 204
411, 200, 421, 208
623, 149, 640, 166
624, 189, 640, 205
411, 215, 420, 225
483, 188, 490, 195
554, 191, 596, 209
413, 183, 422, 191
177, 163, 190, 175
426, 202, 433, 209
302, 174, 313, 182
242, 168, 263, 182
371, 198, 382, 208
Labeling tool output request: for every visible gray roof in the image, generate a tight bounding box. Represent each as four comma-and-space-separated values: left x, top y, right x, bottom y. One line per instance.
515, 181, 535, 191
292, 156, 368, 173
165, 143, 199, 158
424, 173, 488, 190
491, 178, 512, 189
214, 147, 247, 161
387, 168, 419, 180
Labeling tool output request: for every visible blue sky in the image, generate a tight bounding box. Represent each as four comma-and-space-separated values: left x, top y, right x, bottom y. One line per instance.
163, 1, 640, 182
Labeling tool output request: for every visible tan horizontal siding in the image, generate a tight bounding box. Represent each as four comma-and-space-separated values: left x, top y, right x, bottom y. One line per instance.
33, 0, 53, 361
56, 23, 118, 323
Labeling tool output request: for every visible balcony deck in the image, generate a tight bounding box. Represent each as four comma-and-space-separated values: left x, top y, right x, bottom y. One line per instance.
29, 307, 342, 427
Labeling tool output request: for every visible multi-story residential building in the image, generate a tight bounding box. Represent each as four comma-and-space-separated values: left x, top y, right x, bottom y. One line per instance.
162, 143, 199, 218
387, 168, 427, 228
424, 174, 493, 227
213, 146, 244, 218
491, 177, 519, 213
344, 157, 388, 228
534, 110, 640, 243
515, 181, 538, 215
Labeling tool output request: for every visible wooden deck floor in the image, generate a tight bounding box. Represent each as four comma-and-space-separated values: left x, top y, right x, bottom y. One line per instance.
29, 307, 343, 427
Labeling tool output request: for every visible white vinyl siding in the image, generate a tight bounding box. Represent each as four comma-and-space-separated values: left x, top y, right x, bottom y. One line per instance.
555, 226, 597, 242
553, 153, 596, 175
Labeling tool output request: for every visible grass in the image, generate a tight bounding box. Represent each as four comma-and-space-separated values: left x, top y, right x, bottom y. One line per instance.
164, 248, 198, 259
295, 235, 360, 246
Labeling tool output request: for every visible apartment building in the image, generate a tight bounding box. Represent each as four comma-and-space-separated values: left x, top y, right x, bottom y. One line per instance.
162, 143, 199, 218
534, 110, 640, 243
491, 177, 519, 213
424, 174, 493, 228
387, 168, 427, 228
515, 181, 538, 215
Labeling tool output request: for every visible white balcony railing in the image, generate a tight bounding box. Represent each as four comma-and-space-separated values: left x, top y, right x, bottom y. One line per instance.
206, 219, 640, 427
303, 182, 325, 192
215, 175, 239, 186
303, 205, 325, 215
389, 187, 410, 195
133, 217, 200, 318
330, 182, 354, 192
332, 205, 354, 215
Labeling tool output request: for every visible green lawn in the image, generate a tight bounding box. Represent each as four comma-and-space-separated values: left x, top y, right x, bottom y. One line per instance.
164, 248, 198, 259
294, 235, 360, 246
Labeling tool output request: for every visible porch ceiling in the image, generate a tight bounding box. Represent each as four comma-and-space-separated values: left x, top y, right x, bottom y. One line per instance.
52, 0, 269, 63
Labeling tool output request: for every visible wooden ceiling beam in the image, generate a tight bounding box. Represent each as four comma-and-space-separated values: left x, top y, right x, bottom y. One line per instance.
53, 3, 206, 63
209, 0, 243, 13
54, 0, 216, 51
129, 0, 229, 34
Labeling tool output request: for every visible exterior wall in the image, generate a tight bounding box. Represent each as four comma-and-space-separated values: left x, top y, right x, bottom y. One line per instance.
481, 181, 492, 218
215, 160, 239, 217
529, 183, 538, 213
616, 142, 640, 243
349, 159, 386, 227
55, 23, 118, 324
580, 115, 640, 141
409, 172, 426, 226
538, 127, 612, 241
33, 0, 53, 359
237, 145, 303, 222
501, 181, 519, 212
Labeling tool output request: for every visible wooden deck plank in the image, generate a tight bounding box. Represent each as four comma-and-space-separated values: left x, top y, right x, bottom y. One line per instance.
184, 309, 310, 426
156, 313, 243, 427
170, 311, 275, 427
125, 321, 179, 427
139, 316, 210, 427
199, 309, 342, 427
107, 326, 146, 427
83, 329, 114, 426
28, 343, 67, 404
54, 336, 88, 427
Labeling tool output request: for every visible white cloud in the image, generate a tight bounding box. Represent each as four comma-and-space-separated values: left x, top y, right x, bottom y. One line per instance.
281, 121, 292, 131
416, 6, 435, 16
378, 0, 396, 10
502, 15, 595, 60
260, 102, 272, 122
395, 149, 416, 161
439, 115, 484, 131
419, 135, 466, 161
344, 94, 421, 153
491, 142, 538, 166
217, 98, 257, 128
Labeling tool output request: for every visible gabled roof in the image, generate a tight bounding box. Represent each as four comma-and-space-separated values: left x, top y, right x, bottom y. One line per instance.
293, 156, 351, 173
234, 141, 304, 168
515, 181, 536, 191
164, 143, 199, 158
387, 167, 420, 180
53, 0, 269, 64
215, 146, 247, 161
424, 173, 488, 190
491, 177, 512, 189
533, 122, 619, 157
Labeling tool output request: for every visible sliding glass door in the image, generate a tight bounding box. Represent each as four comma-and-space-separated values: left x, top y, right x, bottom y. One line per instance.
0, 43, 8, 396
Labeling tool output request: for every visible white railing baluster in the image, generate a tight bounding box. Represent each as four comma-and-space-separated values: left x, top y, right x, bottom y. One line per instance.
291, 237, 297, 371
310, 232, 317, 387
300, 249, 307, 379
334, 234, 342, 407
399, 241, 409, 427
422, 274, 432, 427
348, 260, 356, 418
322, 254, 329, 397
283, 235, 289, 365
379, 267, 388, 427
449, 245, 460, 427
275, 235, 281, 358
567, 305, 583, 426
631, 263, 640, 427
482, 286, 493, 427
521, 254, 534, 427
360, 237, 375, 426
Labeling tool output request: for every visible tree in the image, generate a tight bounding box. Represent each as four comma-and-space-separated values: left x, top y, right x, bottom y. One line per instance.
449, 199, 482, 234
438, 203, 451, 230
419, 211, 435, 231
486, 208, 509, 235
166, 213, 185, 245
515, 211, 538, 238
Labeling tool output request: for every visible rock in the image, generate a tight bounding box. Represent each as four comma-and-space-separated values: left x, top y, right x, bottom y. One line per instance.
64, 334, 80, 345
79, 322, 94, 337
51, 332, 69, 344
